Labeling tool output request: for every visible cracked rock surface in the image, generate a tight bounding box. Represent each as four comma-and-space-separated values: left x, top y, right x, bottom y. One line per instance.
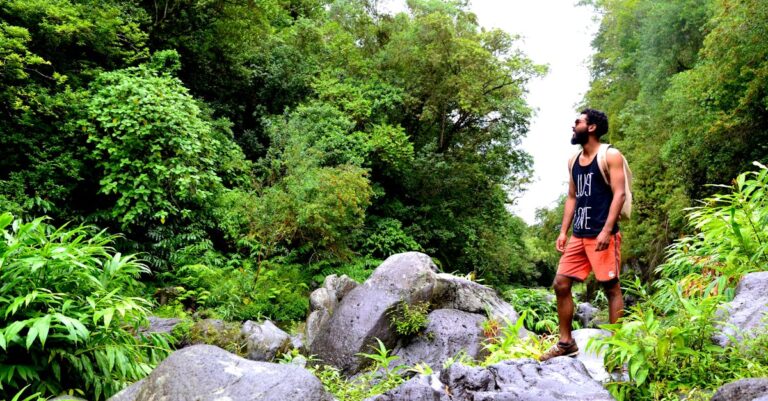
713, 272, 768, 347
370, 358, 615, 401
107, 344, 334, 401
308, 252, 525, 375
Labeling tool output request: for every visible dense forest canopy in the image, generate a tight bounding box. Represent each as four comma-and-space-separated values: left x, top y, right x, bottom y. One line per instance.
580, 0, 768, 273
0, 1, 549, 397
0, 0, 546, 285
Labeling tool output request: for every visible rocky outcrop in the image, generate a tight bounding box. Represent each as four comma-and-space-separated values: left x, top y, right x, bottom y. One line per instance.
308, 252, 523, 375
713, 272, 768, 347
364, 374, 449, 401
241, 320, 291, 361
432, 274, 520, 329
369, 358, 615, 401
310, 252, 438, 374
711, 378, 768, 401
392, 309, 487, 371
107, 345, 334, 401
306, 274, 360, 349
450, 358, 614, 400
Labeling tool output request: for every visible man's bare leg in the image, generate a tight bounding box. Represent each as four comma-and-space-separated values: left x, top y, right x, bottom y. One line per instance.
601, 278, 624, 324
553, 274, 575, 343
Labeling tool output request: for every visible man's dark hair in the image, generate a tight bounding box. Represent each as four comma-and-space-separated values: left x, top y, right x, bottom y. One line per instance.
581, 108, 609, 138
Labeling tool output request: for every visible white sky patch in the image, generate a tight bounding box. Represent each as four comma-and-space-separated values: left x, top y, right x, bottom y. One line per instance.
479, 1, 600, 225
378, 0, 600, 225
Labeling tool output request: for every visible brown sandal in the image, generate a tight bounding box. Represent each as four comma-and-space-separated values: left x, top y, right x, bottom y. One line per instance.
539, 340, 579, 362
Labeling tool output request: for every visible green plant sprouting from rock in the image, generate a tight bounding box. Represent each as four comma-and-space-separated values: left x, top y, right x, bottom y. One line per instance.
388, 301, 430, 337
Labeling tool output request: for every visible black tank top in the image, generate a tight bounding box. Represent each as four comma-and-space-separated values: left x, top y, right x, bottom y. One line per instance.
571, 154, 619, 238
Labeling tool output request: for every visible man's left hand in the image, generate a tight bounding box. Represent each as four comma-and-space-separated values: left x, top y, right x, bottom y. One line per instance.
595, 230, 611, 251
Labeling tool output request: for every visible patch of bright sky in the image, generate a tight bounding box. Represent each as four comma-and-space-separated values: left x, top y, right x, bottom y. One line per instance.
378, 0, 600, 225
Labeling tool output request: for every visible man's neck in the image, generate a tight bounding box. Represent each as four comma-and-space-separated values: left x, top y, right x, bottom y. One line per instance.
581, 138, 601, 157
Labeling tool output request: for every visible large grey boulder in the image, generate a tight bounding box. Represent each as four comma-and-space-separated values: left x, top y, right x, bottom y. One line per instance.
241, 320, 291, 361
714, 272, 768, 347
572, 328, 612, 383
306, 274, 360, 349
711, 378, 768, 401
439, 363, 496, 399
392, 309, 487, 371
442, 358, 615, 401
107, 344, 334, 401
311, 252, 439, 374
432, 274, 519, 324
308, 252, 526, 375
305, 307, 332, 351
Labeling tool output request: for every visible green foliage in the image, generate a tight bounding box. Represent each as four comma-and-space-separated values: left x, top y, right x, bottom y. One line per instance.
140, 0, 322, 157
81, 50, 224, 229
315, 338, 406, 401
582, 0, 715, 269
9, 386, 45, 401
662, 0, 768, 201
309, 256, 380, 284
481, 313, 555, 364
388, 301, 430, 337
502, 288, 575, 335
660, 163, 768, 301
590, 164, 768, 400
2, 0, 544, 287
0, 0, 150, 220
161, 260, 310, 323
359, 217, 422, 259
592, 286, 768, 400
524, 197, 566, 286
0, 213, 170, 400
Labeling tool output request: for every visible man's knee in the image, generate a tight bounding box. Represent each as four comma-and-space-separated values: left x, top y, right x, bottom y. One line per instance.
601, 279, 622, 298
552, 275, 573, 296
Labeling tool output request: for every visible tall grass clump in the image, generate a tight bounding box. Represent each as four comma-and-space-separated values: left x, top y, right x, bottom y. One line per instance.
0, 213, 170, 399
592, 162, 768, 400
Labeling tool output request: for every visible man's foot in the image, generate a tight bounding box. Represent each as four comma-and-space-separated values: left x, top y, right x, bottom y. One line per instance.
539, 340, 579, 362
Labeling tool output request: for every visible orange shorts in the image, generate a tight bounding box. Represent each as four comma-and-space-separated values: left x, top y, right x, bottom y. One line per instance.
557, 233, 621, 282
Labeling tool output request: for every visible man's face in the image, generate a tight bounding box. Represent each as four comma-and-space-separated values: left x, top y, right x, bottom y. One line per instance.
571, 114, 590, 145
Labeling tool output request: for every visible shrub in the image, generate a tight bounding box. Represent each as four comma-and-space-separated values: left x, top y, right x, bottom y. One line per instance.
481, 313, 555, 364
359, 217, 422, 258
81, 50, 225, 230
310, 256, 380, 284
0, 213, 170, 400
313, 338, 406, 401
388, 301, 429, 337
590, 163, 768, 400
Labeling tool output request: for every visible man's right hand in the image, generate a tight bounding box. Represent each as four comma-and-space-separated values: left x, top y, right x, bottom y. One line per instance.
556, 233, 568, 253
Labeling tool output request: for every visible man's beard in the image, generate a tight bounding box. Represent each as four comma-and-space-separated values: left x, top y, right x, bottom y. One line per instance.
571, 130, 588, 145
